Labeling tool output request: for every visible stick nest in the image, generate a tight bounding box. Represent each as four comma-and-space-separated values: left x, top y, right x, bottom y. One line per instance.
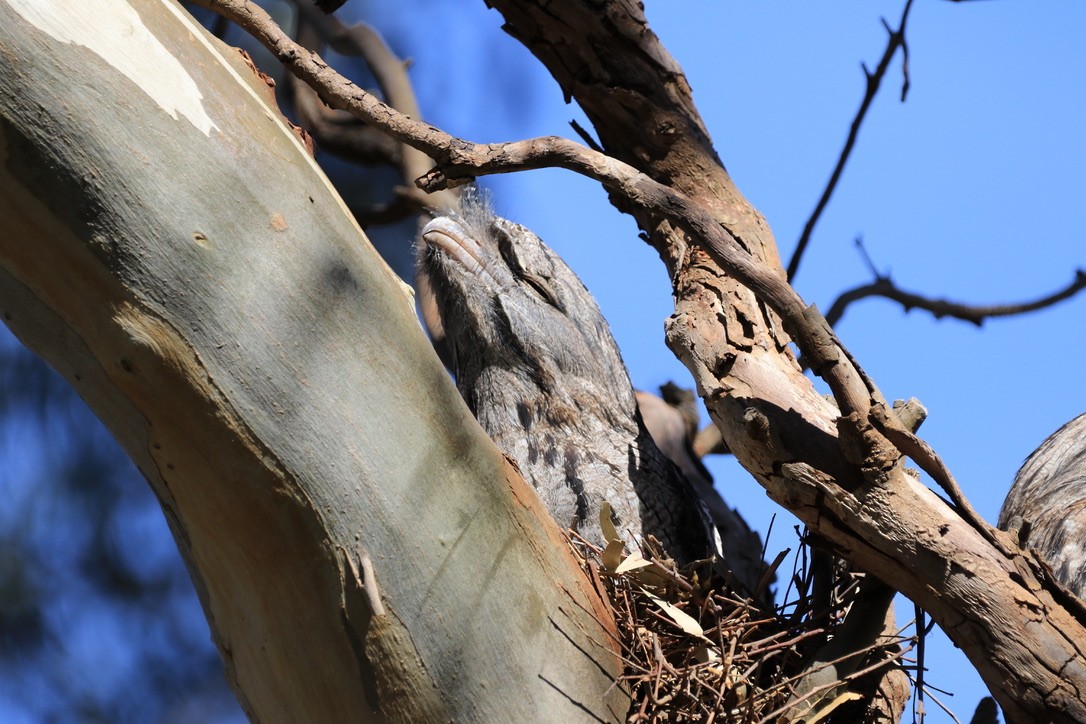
572, 533, 906, 723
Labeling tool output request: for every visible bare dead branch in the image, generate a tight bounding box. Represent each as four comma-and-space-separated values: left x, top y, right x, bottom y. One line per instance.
825, 270, 1086, 328
868, 401, 999, 548
289, 77, 403, 166
786, 0, 915, 282
193, 0, 1007, 630
292, 2, 456, 208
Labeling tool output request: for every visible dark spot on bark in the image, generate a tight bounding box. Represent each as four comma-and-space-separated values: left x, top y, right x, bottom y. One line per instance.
564, 443, 580, 469
736, 309, 756, 340
566, 474, 589, 529
325, 263, 359, 292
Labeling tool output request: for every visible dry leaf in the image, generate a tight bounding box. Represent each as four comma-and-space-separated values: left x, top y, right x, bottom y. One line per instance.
644, 589, 704, 637
599, 501, 621, 543
806, 691, 863, 724
614, 551, 654, 575
602, 539, 626, 572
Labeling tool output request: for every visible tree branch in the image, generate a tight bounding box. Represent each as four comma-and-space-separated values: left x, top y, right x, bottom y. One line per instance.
288, 78, 403, 167
786, 0, 915, 282
190, 0, 909, 468
825, 269, 1086, 327
289, 2, 458, 218
194, 0, 1014, 610
190, 1, 1086, 717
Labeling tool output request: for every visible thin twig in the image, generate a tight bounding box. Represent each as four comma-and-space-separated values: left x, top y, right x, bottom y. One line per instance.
920, 687, 962, 724
570, 118, 604, 153
755, 642, 913, 724
854, 235, 884, 279
289, 22, 403, 166
915, 604, 926, 722
787, 0, 915, 282
825, 270, 1086, 327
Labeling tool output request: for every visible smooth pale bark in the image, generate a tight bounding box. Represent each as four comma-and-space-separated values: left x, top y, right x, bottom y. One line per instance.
488, 2, 1086, 721
0, 2, 625, 721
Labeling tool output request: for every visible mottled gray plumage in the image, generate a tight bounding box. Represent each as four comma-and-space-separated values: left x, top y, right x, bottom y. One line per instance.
417, 191, 712, 564
999, 411, 1086, 599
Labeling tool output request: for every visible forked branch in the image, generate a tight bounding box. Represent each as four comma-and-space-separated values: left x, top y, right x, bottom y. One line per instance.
826, 269, 1086, 327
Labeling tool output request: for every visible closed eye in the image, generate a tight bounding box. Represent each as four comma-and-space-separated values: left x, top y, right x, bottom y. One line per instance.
494, 225, 564, 311
519, 270, 563, 311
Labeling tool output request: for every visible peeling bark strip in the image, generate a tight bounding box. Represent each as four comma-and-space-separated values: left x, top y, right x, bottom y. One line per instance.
0, 2, 627, 721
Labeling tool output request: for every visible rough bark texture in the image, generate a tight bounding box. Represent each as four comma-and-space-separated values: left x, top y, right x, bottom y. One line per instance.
0, 2, 626, 721
485, 1, 1086, 720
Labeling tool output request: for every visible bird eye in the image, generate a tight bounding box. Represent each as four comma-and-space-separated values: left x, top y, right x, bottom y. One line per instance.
493, 225, 564, 310
520, 270, 563, 310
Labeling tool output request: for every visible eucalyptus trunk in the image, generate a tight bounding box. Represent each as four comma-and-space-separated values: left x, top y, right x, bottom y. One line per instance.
0, 2, 623, 720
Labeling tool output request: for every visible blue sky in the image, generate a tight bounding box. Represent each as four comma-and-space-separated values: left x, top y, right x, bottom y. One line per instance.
377, 2, 1086, 719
